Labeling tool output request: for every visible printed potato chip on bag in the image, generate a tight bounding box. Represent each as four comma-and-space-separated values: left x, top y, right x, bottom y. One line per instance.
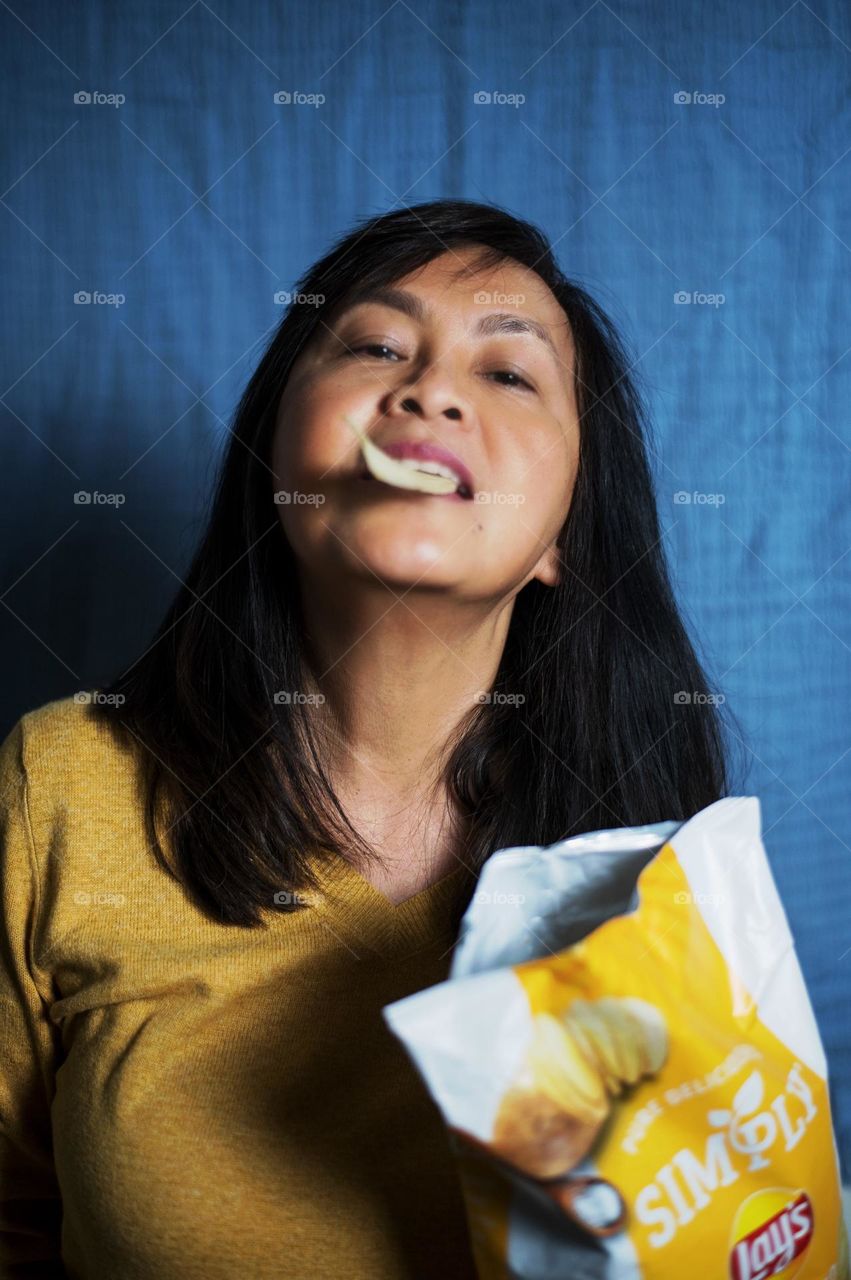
384, 797, 848, 1279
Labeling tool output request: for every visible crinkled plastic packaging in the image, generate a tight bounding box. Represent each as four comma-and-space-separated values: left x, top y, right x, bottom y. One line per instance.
384, 798, 848, 1279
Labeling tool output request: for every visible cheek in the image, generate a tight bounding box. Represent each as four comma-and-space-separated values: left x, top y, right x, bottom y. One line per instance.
270, 405, 335, 554
472, 465, 574, 576
521, 436, 578, 526
272, 391, 349, 484
272, 406, 314, 475
476, 505, 539, 570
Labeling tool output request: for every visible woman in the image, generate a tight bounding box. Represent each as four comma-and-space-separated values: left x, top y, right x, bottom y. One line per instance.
0, 199, 736, 1278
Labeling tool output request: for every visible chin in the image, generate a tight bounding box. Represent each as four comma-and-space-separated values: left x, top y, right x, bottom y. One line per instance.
358, 545, 459, 585
334, 527, 456, 580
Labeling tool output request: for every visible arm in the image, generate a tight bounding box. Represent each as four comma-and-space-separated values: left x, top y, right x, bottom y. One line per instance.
0, 719, 66, 1276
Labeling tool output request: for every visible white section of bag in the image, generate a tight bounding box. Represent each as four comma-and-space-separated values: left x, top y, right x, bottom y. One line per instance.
383, 966, 533, 1141
450, 820, 680, 980
669, 795, 827, 1078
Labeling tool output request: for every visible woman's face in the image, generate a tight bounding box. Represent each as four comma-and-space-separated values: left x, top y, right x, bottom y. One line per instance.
271, 248, 580, 602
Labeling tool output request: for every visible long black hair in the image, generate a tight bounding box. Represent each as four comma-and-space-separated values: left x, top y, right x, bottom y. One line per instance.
94, 198, 743, 928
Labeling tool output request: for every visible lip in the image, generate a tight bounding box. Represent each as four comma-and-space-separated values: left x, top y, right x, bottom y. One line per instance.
358, 438, 476, 499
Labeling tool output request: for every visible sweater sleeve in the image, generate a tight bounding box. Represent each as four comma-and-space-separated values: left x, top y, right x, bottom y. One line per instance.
0, 719, 66, 1276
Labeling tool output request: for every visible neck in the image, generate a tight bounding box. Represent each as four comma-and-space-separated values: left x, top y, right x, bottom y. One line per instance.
298, 581, 514, 827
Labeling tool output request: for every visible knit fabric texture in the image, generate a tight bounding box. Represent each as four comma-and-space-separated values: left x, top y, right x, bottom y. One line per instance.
0, 696, 477, 1278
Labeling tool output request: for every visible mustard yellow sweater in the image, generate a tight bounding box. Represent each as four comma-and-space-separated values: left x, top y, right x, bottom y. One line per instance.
0, 696, 478, 1279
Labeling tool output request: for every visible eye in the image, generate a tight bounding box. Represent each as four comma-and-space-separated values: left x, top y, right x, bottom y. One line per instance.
346, 342, 535, 392
488, 369, 535, 392
350, 343, 402, 361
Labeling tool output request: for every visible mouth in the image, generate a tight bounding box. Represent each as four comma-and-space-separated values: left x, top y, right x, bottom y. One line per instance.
357, 472, 473, 501
356, 438, 476, 500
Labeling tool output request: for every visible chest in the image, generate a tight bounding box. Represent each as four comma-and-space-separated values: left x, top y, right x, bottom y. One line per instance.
51, 938, 474, 1277
340, 802, 465, 905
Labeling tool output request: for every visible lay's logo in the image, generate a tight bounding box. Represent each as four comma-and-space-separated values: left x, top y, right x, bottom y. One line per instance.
729, 1188, 814, 1280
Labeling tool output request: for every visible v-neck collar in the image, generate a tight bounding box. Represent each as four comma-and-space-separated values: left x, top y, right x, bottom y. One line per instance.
306, 848, 468, 960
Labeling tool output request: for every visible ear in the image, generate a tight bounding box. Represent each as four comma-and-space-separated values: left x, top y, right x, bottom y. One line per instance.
532, 542, 562, 588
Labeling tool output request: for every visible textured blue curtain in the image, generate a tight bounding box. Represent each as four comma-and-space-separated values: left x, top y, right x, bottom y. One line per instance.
2, 1, 849, 1169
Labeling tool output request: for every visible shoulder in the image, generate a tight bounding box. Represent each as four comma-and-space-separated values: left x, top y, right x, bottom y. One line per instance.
0, 696, 178, 987
5, 691, 137, 775
1, 692, 148, 839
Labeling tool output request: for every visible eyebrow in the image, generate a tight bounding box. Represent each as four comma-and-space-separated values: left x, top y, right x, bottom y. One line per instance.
334, 285, 561, 363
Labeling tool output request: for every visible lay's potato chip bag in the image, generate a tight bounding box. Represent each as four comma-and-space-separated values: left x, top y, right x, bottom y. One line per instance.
383, 797, 848, 1279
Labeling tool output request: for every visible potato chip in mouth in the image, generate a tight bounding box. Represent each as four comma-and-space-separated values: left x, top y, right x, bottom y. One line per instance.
343, 415, 461, 496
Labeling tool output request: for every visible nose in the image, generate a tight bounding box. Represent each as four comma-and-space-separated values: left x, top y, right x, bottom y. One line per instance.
384, 362, 465, 424
398, 396, 461, 421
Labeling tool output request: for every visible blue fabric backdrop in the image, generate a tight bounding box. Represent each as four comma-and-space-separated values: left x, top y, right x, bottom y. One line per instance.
2, 0, 849, 1169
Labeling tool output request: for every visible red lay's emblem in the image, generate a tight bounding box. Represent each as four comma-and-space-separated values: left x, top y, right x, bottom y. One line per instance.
729, 1188, 814, 1280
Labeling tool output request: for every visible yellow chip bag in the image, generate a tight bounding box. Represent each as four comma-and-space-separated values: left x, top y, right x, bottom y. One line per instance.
383, 797, 848, 1279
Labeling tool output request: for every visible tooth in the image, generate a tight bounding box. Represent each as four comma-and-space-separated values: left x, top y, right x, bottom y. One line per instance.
395, 458, 460, 482
344, 416, 460, 495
